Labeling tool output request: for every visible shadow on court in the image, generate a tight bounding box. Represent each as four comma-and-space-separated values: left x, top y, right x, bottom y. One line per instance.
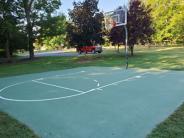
0, 67, 184, 138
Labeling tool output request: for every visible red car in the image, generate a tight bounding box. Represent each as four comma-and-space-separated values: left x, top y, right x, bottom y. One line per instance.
77, 45, 103, 54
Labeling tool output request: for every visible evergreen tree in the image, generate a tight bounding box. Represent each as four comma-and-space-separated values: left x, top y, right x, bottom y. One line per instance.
67, 0, 104, 47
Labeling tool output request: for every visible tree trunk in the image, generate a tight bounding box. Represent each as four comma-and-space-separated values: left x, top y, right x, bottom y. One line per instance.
130, 45, 134, 56
28, 34, 34, 59
117, 44, 120, 53
114, 45, 116, 51
27, 21, 34, 59
5, 32, 11, 62
24, 1, 34, 59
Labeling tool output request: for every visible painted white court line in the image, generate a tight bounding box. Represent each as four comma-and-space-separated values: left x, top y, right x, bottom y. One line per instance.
135, 75, 142, 79
32, 80, 84, 93
0, 81, 28, 93
36, 78, 44, 81
35, 70, 86, 81
97, 83, 100, 87
55, 71, 86, 77
74, 76, 100, 87
85, 72, 149, 93
0, 70, 86, 94
96, 88, 103, 91
94, 80, 98, 82
94, 79, 100, 87
0, 92, 87, 102
0, 72, 150, 102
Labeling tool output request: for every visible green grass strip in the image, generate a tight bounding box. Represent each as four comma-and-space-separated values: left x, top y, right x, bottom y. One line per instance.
0, 112, 39, 138
0, 47, 184, 78
147, 103, 184, 138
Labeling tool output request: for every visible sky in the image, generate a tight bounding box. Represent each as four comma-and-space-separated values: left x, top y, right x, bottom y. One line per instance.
59, 0, 128, 16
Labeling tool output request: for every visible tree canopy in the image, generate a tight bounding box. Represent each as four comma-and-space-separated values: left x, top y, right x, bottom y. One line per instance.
145, 0, 184, 43
128, 0, 153, 46
36, 15, 67, 50
109, 0, 154, 55
0, 0, 62, 59
67, 0, 104, 47
0, 0, 27, 60
17, 0, 61, 59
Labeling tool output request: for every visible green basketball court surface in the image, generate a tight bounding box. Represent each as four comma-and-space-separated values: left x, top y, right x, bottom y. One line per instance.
0, 67, 184, 138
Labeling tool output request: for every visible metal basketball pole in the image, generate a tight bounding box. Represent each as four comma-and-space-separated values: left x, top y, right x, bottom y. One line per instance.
124, 25, 128, 69
124, 4, 128, 70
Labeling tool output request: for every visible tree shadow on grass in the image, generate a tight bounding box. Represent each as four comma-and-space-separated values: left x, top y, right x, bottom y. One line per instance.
128, 50, 184, 71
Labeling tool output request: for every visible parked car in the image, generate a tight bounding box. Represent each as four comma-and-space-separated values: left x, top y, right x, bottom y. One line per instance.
77, 45, 103, 54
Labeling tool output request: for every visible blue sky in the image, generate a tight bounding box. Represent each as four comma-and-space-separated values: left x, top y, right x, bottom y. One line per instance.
59, 0, 128, 15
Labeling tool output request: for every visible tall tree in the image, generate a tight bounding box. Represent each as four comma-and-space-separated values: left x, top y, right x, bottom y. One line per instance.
36, 15, 67, 50
0, 0, 27, 61
108, 7, 126, 53
0, 0, 17, 61
109, 26, 125, 53
17, 0, 61, 59
109, 0, 153, 56
128, 0, 153, 56
67, 0, 104, 47
145, 0, 184, 43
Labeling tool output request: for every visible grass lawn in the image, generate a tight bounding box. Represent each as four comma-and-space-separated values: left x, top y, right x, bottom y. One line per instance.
147, 103, 184, 138
0, 46, 184, 138
0, 112, 39, 138
0, 46, 184, 77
